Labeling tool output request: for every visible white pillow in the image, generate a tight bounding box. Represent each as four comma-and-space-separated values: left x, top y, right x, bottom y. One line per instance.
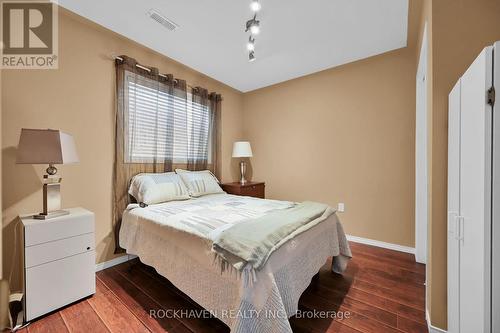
175, 169, 224, 197
128, 172, 190, 205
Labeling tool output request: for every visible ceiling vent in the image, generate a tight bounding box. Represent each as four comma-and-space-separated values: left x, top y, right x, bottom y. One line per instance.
148, 9, 179, 31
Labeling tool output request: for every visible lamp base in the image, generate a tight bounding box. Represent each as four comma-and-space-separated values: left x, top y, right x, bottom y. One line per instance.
41, 172, 64, 219
239, 160, 247, 184
33, 210, 70, 220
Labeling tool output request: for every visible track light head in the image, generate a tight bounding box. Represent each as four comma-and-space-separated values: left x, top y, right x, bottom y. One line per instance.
250, 24, 260, 35
249, 51, 256, 62
246, 36, 255, 51
245, 15, 260, 35
250, 0, 261, 12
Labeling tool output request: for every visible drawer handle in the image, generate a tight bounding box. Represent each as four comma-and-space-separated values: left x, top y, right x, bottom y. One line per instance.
252, 186, 256, 189
87, 247, 91, 250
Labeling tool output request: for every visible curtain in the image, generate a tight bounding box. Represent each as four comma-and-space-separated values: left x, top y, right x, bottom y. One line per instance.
113, 55, 221, 253
113, 55, 187, 253
188, 87, 222, 178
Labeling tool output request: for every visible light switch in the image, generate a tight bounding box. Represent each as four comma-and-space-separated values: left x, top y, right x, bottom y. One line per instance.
338, 203, 345, 212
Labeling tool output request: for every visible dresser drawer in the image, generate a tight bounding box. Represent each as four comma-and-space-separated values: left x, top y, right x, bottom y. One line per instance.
240, 184, 265, 198
25, 232, 95, 268
24, 208, 94, 246
25, 250, 96, 321
221, 182, 265, 199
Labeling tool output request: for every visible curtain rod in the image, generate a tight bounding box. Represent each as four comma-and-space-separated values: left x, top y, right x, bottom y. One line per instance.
114, 55, 194, 88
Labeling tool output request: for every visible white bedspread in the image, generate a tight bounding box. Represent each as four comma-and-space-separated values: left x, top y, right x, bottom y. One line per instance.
119, 193, 351, 333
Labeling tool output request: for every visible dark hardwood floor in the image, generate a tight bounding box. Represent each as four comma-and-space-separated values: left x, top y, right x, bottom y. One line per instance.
19, 242, 428, 333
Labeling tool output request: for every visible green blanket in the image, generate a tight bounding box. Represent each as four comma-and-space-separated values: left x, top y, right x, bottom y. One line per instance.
212, 201, 335, 273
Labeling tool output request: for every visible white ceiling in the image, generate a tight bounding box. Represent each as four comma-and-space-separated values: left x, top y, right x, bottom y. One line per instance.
58, 0, 409, 92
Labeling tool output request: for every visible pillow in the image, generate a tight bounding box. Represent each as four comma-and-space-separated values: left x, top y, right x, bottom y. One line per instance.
128, 172, 190, 205
175, 169, 224, 197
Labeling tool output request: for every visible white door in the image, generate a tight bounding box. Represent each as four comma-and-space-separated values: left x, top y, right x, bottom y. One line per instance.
415, 24, 428, 264
447, 80, 461, 333
459, 46, 493, 333
491, 41, 500, 333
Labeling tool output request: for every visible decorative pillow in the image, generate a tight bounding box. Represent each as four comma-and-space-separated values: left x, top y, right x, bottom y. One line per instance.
175, 169, 224, 197
128, 172, 190, 205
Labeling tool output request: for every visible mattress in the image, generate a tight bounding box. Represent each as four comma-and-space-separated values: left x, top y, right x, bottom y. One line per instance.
119, 193, 351, 333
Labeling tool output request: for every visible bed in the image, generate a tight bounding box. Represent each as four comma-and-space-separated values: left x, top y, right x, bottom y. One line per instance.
119, 192, 351, 333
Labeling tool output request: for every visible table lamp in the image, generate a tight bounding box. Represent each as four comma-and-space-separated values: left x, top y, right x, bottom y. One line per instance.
16, 128, 79, 219
232, 141, 253, 184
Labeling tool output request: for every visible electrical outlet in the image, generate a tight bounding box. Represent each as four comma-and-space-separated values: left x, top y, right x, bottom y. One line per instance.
338, 203, 345, 212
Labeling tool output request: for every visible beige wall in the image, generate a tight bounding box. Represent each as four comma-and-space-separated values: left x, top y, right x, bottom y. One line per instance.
241, 0, 422, 248
426, 0, 500, 329
242, 51, 416, 246
0, 59, 9, 332
0, 66, 3, 280
1, 9, 244, 292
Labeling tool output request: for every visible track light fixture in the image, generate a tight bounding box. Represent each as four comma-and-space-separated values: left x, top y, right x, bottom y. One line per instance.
245, 14, 260, 35
250, 0, 261, 12
247, 36, 255, 51
245, 1, 261, 63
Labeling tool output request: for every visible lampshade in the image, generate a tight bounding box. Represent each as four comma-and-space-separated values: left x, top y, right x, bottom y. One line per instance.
232, 141, 253, 158
16, 128, 79, 164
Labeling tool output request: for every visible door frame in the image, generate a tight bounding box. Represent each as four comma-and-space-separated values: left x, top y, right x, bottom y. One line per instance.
415, 23, 428, 264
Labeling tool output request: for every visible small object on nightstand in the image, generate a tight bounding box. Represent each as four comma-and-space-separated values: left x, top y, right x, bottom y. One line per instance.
221, 181, 265, 199
21, 208, 95, 322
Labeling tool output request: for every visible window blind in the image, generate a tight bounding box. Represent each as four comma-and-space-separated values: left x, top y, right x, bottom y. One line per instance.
124, 72, 211, 164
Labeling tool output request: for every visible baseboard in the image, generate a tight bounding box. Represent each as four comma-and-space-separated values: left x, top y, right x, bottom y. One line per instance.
346, 235, 415, 255
426, 310, 447, 333
95, 254, 137, 272
429, 324, 446, 333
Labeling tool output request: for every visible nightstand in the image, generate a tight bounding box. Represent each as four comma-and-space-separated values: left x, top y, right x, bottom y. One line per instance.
21, 207, 96, 322
221, 181, 265, 199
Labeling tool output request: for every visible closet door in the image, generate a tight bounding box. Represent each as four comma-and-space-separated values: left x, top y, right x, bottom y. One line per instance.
459, 46, 493, 333
448, 80, 461, 333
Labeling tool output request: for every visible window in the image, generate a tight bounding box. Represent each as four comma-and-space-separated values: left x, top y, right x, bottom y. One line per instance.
123, 71, 212, 164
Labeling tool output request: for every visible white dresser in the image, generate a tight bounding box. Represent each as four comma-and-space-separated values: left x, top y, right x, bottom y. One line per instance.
21, 207, 96, 322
